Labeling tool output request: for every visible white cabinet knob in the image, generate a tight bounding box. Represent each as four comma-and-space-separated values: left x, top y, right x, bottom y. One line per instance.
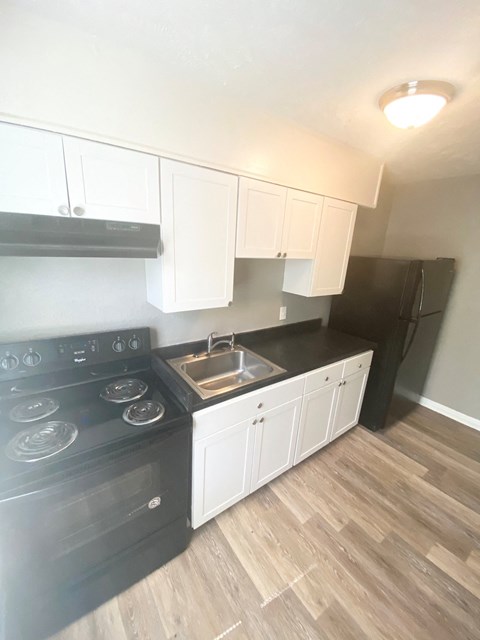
58, 205, 70, 216
73, 206, 85, 217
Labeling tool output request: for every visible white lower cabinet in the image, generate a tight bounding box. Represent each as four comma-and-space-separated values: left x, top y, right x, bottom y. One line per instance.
329, 368, 369, 442
250, 398, 302, 492
191, 351, 372, 529
294, 383, 340, 464
294, 351, 372, 462
192, 419, 255, 527
192, 376, 304, 528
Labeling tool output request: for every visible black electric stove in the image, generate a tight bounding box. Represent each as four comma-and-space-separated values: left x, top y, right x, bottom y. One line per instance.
0, 328, 192, 640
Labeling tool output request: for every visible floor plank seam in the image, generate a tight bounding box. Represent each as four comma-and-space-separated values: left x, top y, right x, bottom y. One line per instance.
212, 620, 243, 639
260, 563, 317, 608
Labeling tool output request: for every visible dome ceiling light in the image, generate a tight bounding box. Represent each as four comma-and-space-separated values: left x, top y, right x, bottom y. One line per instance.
379, 80, 455, 129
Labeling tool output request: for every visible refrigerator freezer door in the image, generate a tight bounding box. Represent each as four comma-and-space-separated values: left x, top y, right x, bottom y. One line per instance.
417, 259, 455, 317
329, 257, 419, 342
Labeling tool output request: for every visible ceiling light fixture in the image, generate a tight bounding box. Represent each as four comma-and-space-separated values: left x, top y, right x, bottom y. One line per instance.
379, 80, 455, 129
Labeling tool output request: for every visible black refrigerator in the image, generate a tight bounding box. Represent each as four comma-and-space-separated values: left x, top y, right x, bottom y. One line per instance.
329, 256, 455, 431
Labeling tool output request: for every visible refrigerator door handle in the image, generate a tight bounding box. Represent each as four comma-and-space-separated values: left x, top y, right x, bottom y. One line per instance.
417, 267, 425, 317
401, 318, 420, 361
402, 268, 425, 362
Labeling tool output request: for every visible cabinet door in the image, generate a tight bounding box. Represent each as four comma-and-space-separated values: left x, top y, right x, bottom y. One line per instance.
250, 398, 302, 492
281, 189, 323, 259
146, 159, 238, 312
0, 122, 69, 217
236, 178, 286, 258
63, 137, 160, 224
192, 419, 255, 528
294, 383, 340, 464
330, 369, 369, 442
312, 198, 357, 295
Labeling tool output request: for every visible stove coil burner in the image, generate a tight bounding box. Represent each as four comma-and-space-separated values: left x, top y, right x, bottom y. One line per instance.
6, 421, 78, 462
100, 378, 148, 404
123, 400, 165, 427
9, 397, 60, 423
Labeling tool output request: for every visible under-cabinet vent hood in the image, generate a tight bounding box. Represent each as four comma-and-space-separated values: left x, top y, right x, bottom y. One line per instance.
0, 213, 160, 258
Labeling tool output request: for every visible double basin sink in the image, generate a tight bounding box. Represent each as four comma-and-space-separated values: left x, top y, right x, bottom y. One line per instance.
168, 346, 286, 399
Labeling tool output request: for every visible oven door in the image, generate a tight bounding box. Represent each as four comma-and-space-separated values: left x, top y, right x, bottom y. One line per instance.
0, 424, 191, 598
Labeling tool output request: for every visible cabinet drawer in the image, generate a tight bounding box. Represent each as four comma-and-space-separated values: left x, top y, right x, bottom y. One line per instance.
343, 351, 373, 378
254, 375, 304, 414
193, 375, 304, 440
304, 361, 344, 394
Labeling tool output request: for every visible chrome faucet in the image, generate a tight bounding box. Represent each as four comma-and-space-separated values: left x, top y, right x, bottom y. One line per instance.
206, 331, 235, 355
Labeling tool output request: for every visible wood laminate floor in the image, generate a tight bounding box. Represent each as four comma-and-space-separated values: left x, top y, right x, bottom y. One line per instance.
51, 405, 480, 640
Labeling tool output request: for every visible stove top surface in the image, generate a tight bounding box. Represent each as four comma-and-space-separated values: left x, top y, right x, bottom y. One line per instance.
0, 364, 189, 491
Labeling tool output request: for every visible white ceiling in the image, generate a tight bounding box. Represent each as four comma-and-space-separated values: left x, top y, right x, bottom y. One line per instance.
8, 0, 480, 183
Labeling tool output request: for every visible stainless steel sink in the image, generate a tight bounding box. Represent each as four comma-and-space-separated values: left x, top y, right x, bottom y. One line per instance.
167, 346, 286, 399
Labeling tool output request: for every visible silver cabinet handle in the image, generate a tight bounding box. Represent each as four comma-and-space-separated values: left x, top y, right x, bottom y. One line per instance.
358, 363, 362, 368
73, 206, 85, 216
259, 417, 264, 423
257, 402, 263, 409
252, 419, 257, 425
325, 376, 329, 381
343, 380, 347, 385
338, 382, 342, 387
282, 252, 287, 258
276, 252, 281, 258
58, 205, 70, 216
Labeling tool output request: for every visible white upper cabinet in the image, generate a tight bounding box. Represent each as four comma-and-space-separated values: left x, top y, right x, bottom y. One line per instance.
281, 189, 323, 259
236, 177, 323, 259
236, 178, 286, 258
0, 122, 69, 217
282, 197, 357, 297
62, 137, 160, 224
0, 123, 160, 224
146, 159, 238, 312
311, 198, 357, 295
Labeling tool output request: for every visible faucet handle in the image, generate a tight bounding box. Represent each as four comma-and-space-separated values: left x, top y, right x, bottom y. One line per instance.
230, 332, 236, 349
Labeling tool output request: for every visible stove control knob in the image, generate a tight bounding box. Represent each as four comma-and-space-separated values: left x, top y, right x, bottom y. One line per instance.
112, 338, 126, 353
128, 336, 142, 351
1, 354, 19, 371
23, 351, 41, 367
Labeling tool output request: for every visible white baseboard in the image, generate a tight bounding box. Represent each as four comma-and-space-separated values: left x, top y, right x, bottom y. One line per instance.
417, 396, 480, 432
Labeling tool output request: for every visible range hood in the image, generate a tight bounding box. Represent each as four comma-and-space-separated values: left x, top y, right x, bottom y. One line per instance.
0, 213, 160, 258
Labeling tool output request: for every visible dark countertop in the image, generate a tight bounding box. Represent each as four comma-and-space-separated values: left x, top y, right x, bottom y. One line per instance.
152, 319, 375, 412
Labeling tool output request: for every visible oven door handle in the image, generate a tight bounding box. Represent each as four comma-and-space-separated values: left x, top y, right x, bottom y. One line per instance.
0, 480, 72, 504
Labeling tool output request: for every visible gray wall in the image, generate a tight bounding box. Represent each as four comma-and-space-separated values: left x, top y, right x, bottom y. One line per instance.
382, 174, 480, 420
0, 257, 329, 347
351, 171, 394, 257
